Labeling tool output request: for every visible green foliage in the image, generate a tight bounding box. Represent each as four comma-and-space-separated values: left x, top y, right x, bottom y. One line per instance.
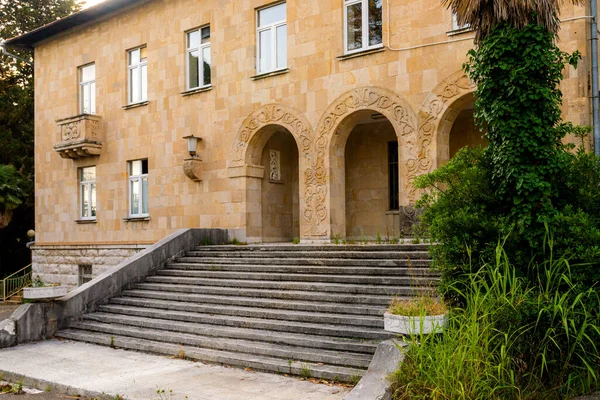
390, 242, 600, 399
465, 22, 580, 239
0, 165, 25, 228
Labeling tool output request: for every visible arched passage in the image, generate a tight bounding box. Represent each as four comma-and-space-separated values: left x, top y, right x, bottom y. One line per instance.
229, 104, 313, 242
314, 87, 419, 239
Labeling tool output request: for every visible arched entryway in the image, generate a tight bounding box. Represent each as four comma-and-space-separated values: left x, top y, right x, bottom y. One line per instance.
229, 104, 312, 243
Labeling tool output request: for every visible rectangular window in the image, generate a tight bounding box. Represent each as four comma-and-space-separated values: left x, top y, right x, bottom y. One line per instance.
187, 26, 211, 89
257, 2, 287, 74
79, 63, 96, 114
128, 159, 149, 217
78, 264, 93, 286
128, 46, 148, 104
452, 13, 470, 31
344, 0, 382, 54
388, 141, 399, 210
79, 166, 97, 220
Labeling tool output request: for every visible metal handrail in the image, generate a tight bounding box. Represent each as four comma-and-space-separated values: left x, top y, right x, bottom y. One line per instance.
1, 264, 32, 302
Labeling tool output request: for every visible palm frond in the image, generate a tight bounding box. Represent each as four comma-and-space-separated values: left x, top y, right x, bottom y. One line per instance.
442, 0, 588, 43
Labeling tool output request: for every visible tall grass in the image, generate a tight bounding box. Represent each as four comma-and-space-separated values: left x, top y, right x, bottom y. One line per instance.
390, 241, 600, 399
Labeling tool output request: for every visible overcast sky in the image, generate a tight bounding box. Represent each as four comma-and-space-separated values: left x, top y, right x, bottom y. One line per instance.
83, 0, 107, 8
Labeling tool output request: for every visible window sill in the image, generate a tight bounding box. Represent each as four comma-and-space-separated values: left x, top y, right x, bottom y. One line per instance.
269, 179, 284, 184
123, 101, 149, 110
446, 27, 473, 36
251, 68, 289, 81
337, 46, 385, 61
75, 219, 97, 224
181, 86, 213, 97
123, 216, 151, 222
385, 210, 401, 215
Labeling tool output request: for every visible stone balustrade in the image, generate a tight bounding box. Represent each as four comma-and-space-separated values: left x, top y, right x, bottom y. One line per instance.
54, 114, 103, 159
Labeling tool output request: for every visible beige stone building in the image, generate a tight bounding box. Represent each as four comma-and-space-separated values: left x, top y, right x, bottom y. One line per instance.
6, 0, 593, 288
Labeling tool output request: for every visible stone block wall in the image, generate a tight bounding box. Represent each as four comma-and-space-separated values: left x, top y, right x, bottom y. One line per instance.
31, 245, 148, 291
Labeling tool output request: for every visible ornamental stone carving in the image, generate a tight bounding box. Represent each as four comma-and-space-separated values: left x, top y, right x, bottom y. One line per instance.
417, 71, 476, 180
269, 150, 281, 181
54, 114, 103, 159
183, 158, 202, 182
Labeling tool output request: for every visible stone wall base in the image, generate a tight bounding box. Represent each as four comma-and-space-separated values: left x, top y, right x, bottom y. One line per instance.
31, 244, 149, 291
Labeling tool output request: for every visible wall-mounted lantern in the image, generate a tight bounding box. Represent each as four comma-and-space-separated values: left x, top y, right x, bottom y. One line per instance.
183, 135, 202, 182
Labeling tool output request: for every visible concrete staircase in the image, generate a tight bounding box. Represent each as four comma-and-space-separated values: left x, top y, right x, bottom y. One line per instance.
57, 244, 437, 382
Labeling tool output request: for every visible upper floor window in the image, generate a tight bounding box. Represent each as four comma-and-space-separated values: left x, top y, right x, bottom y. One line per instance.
79, 166, 96, 220
344, 0, 383, 54
79, 63, 96, 114
187, 26, 211, 89
257, 2, 287, 74
452, 13, 470, 31
128, 46, 147, 104
128, 159, 149, 217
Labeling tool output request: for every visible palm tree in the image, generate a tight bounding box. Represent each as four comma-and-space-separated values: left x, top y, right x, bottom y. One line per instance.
443, 0, 587, 42
0, 164, 25, 229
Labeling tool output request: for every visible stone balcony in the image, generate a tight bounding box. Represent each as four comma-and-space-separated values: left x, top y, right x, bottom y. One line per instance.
54, 114, 103, 159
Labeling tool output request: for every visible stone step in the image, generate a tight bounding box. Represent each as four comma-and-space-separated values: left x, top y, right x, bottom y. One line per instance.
110, 297, 382, 328
186, 251, 430, 260
193, 244, 431, 252
132, 283, 396, 305
157, 270, 435, 286
144, 275, 432, 296
80, 312, 379, 354
56, 330, 365, 382
122, 289, 387, 316
177, 257, 433, 267
66, 322, 372, 368
97, 304, 392, 340
156, 269, 436, 286
167, 262, 438, 276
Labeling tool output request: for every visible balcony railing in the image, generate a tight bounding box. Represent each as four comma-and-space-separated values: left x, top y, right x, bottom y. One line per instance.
54, 114, 103, 159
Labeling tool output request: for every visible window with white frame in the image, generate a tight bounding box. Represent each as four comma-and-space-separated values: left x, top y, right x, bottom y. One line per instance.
187, 26, 211, 89
344, 0, 383, 54
452, 13, 470, 31
257, 2, 287, 74
128, 46, 148, 104
79, 166, 97, 220
128, 159, 149, 217
79, 63, 96, 114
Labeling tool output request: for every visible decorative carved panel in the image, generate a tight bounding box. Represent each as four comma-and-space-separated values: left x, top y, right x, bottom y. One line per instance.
54, 114, 103, 159
269, 150, 281, 181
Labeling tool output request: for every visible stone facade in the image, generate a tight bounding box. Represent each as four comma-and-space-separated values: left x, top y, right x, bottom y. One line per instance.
27, 1, 593, 269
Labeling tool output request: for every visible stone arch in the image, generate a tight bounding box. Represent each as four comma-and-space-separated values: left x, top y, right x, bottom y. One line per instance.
230, 104, 314, 167
229, 104, 315, 243
417, 70, 477, 172
312, 87, 418, 240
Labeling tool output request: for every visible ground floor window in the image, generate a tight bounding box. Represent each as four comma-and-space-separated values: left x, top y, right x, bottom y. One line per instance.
128, 159, 149, 217
78, 264, 93, 286
79, 166, 96, 220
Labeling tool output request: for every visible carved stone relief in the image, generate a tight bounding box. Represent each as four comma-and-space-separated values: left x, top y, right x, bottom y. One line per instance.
269, 150, 281, 181
417, 71, 476, 193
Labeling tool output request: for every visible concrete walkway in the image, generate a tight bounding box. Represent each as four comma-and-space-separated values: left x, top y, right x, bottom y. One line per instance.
0, 340, 350, 400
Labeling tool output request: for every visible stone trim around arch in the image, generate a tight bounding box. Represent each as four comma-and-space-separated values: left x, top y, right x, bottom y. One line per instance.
312, 87, 419, 239
230, 104, 314, 167
417, 71, 476, 172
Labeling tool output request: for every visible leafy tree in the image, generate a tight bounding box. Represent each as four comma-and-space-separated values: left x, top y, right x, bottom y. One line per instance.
0, 164, 25, 229
0, 0, 82, 274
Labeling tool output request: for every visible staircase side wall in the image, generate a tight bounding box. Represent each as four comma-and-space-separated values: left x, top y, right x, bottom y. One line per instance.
0, 228, 236, 348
